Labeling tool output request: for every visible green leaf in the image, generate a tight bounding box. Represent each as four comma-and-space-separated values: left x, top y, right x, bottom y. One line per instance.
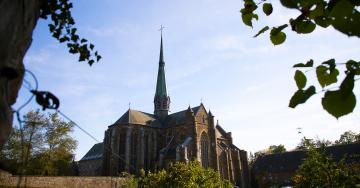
253, 26, 269, 37
71, 28, 77, 35
270, 26, 287, 45
299, 0, 316, 8
322, 59, 335, 71
276, 24, 289, 32
59, 37, 67, 43
293, 20, 316, 34
48, 24, 56, 32
345, 60, 360, 75
80, 38, 88, 43
322, 90, 356, 119
71, 34, 79, 42
280, 0, 298, 8
262, 3, 273, 16
241, 13, 258, 27
309, 4, 325, 19
270, 31, 286, 45
289, 86, 316, 108
339, 72, 355, 98
329, 0, 360, 37
294, 70, 307, 89
88, 59, 94, 66
314, 16, 332, 28
96, 55, 102, 62
293, 59, 314, 68
316, 65, 339, 88
89, 43, 94, 50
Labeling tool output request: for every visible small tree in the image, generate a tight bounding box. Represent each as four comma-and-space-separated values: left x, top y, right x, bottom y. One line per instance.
335, 131, 360, 145
293, 143, 360, 187
296, 137, 332, 150
268, 145, 286, 154
0, 110, 77, 175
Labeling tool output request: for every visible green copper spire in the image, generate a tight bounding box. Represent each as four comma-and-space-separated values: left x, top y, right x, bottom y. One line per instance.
154, 32, 170, 120
155, 34, 167, 98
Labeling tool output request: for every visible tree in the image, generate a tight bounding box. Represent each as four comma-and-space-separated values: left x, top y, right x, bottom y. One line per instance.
335, 131, 360, 145
292, 144, 360, 187
296, 136, 332, 150
240, 0, 359, 118
0, 110, 77, 175
268, 144, 286, 154
130, 161, 233, 188
0, 111, 46, 174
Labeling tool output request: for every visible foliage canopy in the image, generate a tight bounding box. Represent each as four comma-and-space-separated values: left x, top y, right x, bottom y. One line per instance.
0, 110, 77, 175
240, 0, 359, 118
122, 161, 232, 188
293, 143, 360, 187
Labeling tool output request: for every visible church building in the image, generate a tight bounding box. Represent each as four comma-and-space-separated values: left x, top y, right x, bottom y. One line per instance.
78, 34, 250, 187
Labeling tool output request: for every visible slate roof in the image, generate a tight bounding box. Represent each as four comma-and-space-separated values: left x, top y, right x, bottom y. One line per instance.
80, 143, 104, 161
113, 106, 202, 128
114, 109, 161, 127
252, 143, 360, 174
216, 125, 227, 138
163, 106, 201, 127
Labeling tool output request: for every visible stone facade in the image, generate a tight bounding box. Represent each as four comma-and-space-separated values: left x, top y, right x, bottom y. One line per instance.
78, 143, 103, 176
79, 35, 250, 187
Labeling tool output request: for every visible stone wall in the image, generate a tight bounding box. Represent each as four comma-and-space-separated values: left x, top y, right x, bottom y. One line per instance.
78, 159, 103, 176
0, 175, 127, 188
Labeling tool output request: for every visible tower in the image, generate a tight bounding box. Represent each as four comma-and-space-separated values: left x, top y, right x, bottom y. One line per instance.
154, 33, 170, 121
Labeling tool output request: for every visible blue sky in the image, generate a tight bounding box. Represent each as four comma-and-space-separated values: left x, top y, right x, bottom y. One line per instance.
15, 0, 359, 160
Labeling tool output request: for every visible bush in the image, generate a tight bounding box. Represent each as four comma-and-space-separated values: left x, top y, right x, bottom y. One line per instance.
123, 161, 232, 188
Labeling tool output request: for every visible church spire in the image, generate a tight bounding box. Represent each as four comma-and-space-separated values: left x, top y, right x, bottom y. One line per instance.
159, 34, 164, 65
154, 28, 170, 121
155, 33, 167, 97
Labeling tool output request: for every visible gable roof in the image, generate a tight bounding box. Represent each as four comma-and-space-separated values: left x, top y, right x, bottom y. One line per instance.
112, 105, 203, 128
163, 105, 201, 126
114, 109, 161, 127
80, 143, 104, 161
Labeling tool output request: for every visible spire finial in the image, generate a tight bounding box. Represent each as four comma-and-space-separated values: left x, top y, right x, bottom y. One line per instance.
159, 25, 165, 35
158, 25, 165, 64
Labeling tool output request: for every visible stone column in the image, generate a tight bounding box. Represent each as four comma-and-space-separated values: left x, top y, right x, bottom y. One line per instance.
153, 131, 157, 170
140, 128, 145, 169
225, 149, 231, 180
110, 127, 119, 175
193, 122, 200, 161
153, 131, 157, 158
228, 148, 235, 183
125, 126, 132, 171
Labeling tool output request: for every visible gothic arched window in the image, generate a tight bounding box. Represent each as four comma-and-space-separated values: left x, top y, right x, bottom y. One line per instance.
200, 132, 209, 168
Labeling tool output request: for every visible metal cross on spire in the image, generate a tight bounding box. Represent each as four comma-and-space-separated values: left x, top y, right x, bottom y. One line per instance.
159, 25, 165, 35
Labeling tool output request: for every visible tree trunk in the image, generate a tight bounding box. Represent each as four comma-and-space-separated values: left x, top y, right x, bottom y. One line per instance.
0, 0, 41, 148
